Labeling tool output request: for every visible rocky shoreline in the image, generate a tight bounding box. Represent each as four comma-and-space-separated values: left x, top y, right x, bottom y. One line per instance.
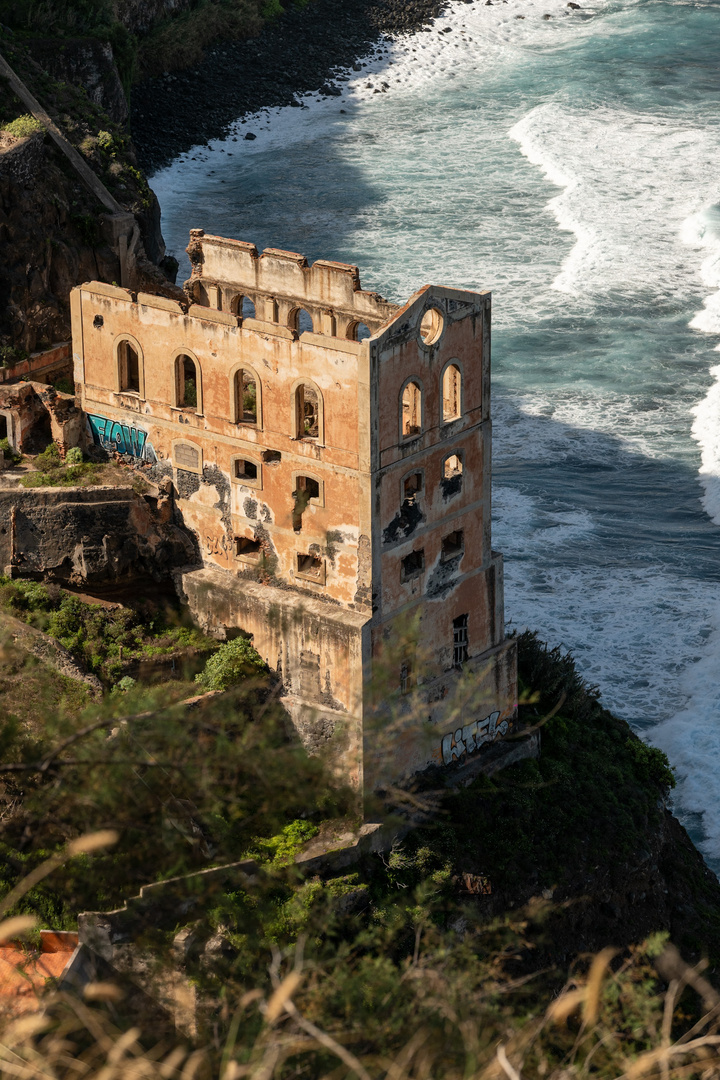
131, 0, 453, 174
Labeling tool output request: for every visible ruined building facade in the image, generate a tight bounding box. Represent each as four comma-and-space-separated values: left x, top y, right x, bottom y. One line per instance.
70, 231, 517, 795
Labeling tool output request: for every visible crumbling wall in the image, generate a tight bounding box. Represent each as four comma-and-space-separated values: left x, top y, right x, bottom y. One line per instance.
0, 380, 82, 454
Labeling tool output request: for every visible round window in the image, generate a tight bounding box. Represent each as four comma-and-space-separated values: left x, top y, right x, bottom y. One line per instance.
419, 307, 443, 345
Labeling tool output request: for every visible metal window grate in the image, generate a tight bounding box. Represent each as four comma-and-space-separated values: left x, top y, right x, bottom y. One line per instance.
453, 614, 468, 667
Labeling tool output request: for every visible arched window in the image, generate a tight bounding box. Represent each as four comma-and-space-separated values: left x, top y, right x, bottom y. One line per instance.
293, 382, 323, 442
234, 368, 259, 425
442, 452, 463, 497
175, 353, 201, 412
401, 380, 422, 439
442, 362, 462, 422
347, 321, 372, 342
117, 338, 141, 394
290, 308, 314, 334
230, 295, 256, 319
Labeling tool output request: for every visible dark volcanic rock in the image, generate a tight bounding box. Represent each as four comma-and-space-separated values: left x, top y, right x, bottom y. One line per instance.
131, 0, 451, 173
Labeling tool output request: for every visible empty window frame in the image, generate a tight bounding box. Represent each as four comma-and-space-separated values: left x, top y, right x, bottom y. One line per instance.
441, 529, 464, 561
232, 457, 261, 488
296, 551, 325, 583
401, 380, 423, 440
230, 294, 256, 319
442, 362, 462, 422
290, 308, 314, 334
401, 548, 425, 582
175, 353, 201, 412
402, 471, 423, 502
419, 307, 444, 346
117, 338, 141, 394
0, 414, 7, 442
453, 614, 469, 667
347, 320, 372, 342
442, 452, 464, 496
235, 536, 261, 561
233, 367, 260, 425
294, 382, 323, 442
292, 474, 322, 532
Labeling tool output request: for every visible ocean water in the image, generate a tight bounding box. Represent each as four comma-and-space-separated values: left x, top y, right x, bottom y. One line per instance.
151, 0, 720, 866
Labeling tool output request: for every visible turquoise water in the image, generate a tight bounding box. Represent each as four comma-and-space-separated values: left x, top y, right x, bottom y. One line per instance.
152, 0, 720, 864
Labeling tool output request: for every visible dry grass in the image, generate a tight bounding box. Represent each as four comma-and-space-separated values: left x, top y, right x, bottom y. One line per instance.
3, 933, 720, 1080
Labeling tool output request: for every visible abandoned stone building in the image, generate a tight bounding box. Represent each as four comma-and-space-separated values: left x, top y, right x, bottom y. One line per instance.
70, 231, 517, 795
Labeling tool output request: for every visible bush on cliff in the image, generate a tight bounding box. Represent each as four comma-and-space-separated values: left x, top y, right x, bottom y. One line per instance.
0, 578, 215, 684
195, 634, 267, 691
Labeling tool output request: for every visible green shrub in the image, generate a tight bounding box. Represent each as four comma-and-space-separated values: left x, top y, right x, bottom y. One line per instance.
2, 114, 44, 138
195, 636, 266, 692
52, 376, 74, 395
112, 675, 136, 694
261, 0, 284, 17
65, 446, 83, 465
35, 442, 63, 471
0, 438, 21, 465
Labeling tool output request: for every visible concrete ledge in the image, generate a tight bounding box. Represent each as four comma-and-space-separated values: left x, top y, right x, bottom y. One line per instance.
301, 332, 363, 355
82, 282, 134, 302
242, 317, 296, 340
188, 304, 238, 327
137, 293, 185, 314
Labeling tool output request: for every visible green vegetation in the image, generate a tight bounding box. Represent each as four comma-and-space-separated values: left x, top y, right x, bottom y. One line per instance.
19, 441, 105, 487
0, 0, 307, 84
0, 38, 151, 214
64, 445, 83, 465
0, 344, 29, 368
1, 112, 44, 137
0, 597, 715, 1080
195, 635, 266, 692
51, 375, 74, 394
0, 576, 216, 685
0, 437, 21, 465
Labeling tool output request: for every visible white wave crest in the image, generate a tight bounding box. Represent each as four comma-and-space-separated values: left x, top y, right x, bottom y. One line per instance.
510, 103, 720, 300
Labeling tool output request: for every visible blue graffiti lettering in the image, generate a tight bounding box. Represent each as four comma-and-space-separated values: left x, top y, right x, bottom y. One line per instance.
87, 413, 152, 461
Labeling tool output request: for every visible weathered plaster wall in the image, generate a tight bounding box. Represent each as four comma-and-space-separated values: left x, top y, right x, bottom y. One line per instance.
180, 565, 367, 787
72, 280, 372, 609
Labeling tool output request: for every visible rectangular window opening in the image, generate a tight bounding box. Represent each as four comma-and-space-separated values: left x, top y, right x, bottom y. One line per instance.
453, 614, 469, 667
400, 661, 413, 695
403, 472, 422, 501
262, 449, 282, 465
297, 552, 324, 581
297, 475, 320, 500
401, 549, 425, 582
442, 529, 464, 561
234, 459, 258, 482
236, 537, 261, 560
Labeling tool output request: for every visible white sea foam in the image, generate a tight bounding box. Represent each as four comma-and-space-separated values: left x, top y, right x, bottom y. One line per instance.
495, 483, 720, 729
683, 206, 720, 527
510, 104, 720, 300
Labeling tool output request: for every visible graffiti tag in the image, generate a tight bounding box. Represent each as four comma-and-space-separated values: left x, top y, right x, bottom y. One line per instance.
87, 414, 155, 461
205, 534, 233, 563
441, 711, 508, 766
